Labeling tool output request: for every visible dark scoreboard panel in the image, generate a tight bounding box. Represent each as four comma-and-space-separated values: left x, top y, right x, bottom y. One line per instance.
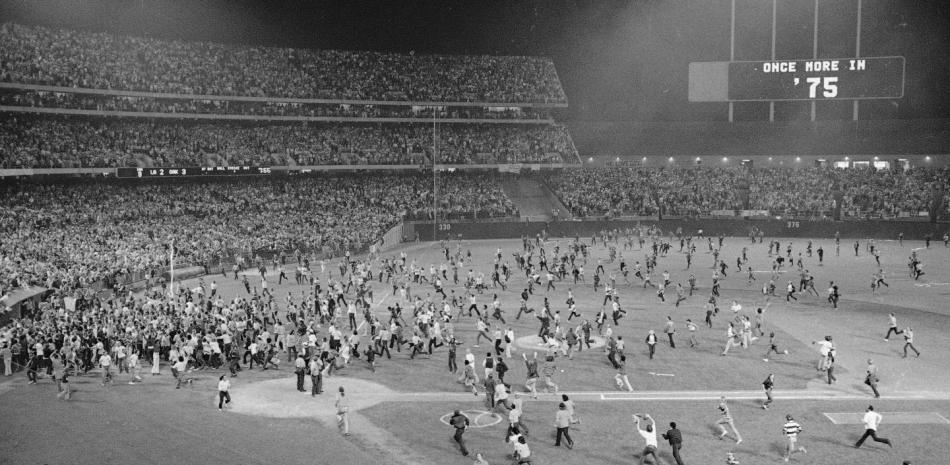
116, 166, 272, 178
688, 56, 904, 102
728, 56, 904, 101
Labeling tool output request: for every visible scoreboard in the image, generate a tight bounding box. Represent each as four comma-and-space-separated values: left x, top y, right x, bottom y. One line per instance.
116, 166, 272, 178
689, 56, 904, 102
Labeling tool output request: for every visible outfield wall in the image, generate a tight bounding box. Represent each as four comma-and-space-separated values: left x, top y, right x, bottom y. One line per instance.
410, 218, 950, 242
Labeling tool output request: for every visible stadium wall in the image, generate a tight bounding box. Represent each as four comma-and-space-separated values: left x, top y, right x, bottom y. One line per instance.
410, 218, 950, 242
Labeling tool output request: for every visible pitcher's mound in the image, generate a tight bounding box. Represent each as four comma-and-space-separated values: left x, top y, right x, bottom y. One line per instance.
228, 377, 393, 418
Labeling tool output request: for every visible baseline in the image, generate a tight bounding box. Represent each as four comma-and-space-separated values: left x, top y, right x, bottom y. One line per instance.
823, 411, 950, 425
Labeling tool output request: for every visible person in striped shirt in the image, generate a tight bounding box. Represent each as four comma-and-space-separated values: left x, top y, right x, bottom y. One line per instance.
782, 414, 807, 462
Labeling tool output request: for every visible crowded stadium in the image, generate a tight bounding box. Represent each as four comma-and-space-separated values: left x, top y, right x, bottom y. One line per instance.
1, 1, 949, 464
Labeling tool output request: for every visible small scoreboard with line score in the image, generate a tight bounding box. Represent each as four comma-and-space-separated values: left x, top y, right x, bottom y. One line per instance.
689, 56, 904, 102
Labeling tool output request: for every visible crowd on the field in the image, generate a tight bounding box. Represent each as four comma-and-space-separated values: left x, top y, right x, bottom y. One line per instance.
0, 91, 554, 120
0, 116, 576, 168
0, 23, 566, 103
548, 167, 950, 219
0, 174, 517, 294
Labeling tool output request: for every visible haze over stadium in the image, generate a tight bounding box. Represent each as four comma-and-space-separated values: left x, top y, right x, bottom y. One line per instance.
1, 1, 949, 464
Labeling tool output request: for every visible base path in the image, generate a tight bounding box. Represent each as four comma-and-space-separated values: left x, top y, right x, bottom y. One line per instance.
514, 334, 606, 351
230, 378, 950, 418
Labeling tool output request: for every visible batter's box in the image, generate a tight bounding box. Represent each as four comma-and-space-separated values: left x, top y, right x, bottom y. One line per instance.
823, 412, 950, 425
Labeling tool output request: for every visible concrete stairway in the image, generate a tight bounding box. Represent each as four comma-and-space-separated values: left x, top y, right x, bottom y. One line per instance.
501, 177, 572, 221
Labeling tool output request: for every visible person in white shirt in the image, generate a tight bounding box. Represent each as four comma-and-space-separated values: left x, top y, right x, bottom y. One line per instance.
99, 353, 113, 386
335, 386, 350, 436
902, 327, 920, 358
494, 382, 511, 411
721, 323, 740, 356
884, 312, 902, 341
635, 414, 659, 465
248, 340, 259, 369
854, 405, 892, 448
508, 395, 529, 437
513, 435, 531, 463
554, 402, 574, 448
217, 375, 231, 410
127, 350, 142, 384
812, 336, 833, 371
553, 396, 574, 426
172, 356, 188, 389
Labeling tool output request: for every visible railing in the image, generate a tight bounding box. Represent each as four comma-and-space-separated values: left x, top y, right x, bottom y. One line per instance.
564, 209, 944, 222
0, 105, 555, 125
0, 82, 569, 108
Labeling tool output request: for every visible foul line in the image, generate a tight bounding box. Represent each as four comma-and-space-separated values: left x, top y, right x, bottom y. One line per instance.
380, 389, 950, 403
823, 411, 950, 425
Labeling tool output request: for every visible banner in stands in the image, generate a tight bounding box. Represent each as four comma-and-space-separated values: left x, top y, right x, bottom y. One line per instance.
498, 164, 523, 173
710, 210, 736, 217
739, 210, 770, 217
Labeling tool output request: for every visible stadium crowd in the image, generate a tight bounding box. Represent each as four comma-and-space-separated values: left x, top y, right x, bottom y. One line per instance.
548, 167, 950, 219
0, 23, 567, 103
0, 173, 517, 295
0, 90, 555, 120
0, 116, 576, 167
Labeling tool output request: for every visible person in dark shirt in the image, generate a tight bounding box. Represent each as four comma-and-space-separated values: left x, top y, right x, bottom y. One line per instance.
450, 410, 470, 456
662, 421, 685, 465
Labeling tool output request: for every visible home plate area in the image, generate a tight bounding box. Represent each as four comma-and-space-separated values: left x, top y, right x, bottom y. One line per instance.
823, 412, 950, 425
